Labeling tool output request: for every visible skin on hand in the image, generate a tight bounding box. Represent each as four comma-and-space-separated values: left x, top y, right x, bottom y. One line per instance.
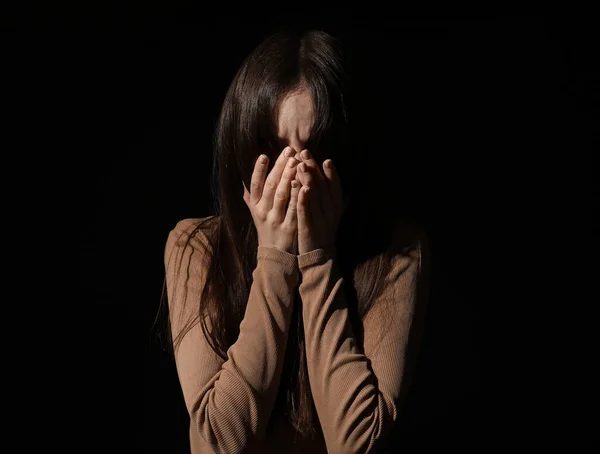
294, 149, 343, 255
242, 146, 301, 254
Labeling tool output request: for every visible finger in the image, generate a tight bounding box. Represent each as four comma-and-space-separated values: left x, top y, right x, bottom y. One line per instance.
272, 156, 300, 221
295, 162, 313, 189
322, 159, 343, 215
249, 154, 269, 205
297, 185, 311, 235
299, 149, 329, 200
285, 179, 300, 226
297, 162, 322, 223
260, 146, 296, 210
299, 149, 331, 219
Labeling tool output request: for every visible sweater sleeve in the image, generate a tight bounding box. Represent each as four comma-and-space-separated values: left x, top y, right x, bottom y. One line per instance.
297, 237, 423, 453
164, 218, 300, 454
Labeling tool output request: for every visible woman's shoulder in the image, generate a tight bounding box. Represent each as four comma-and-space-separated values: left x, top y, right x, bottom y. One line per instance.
385, 219, 430, 279
166, 215, 220, 255
351, 218, 428, 281
389, 219, 428, 258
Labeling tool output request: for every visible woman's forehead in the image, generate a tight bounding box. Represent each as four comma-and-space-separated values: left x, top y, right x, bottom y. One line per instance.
276, 90, 314, 148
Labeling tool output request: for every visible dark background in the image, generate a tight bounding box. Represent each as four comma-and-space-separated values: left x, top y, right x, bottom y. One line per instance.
13, 10, 594, 452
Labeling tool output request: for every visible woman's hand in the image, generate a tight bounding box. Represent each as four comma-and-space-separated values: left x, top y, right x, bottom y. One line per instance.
243, 146, 301, 254
294, 149, 344, 255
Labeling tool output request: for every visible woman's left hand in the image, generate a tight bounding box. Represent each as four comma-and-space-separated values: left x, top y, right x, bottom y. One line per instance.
294, 149, 344, 255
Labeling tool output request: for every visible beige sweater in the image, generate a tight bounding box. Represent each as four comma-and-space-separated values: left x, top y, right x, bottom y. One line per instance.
164, 217, 423, 453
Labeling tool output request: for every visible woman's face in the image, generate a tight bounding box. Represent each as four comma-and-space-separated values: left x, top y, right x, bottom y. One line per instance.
276, 89, 350, 212
276, 89, 314, 162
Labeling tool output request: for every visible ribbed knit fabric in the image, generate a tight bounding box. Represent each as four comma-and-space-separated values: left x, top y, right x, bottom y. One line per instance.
164, 217, 421, 453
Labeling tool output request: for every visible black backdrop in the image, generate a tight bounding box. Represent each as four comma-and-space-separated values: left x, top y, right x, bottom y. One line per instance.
24, 11, 592, 452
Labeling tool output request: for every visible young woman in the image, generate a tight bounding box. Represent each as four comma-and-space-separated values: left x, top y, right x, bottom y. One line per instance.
162, 27, 429, 453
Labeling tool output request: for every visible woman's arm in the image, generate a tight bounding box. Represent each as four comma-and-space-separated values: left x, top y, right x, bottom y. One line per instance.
164, 218, 299, 454
297, 229, 426, 454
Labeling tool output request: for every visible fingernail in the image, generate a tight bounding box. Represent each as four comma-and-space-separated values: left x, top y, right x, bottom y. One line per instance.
325, 160, 332, 168
301, 149, 311, 159
260, 155, 267, 163
285, 147, 294, 157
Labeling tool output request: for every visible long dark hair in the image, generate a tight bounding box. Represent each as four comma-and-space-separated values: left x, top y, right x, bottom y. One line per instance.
157, 26, 426, 440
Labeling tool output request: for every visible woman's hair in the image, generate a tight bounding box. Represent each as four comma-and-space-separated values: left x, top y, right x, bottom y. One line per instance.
157, 26, 424, 440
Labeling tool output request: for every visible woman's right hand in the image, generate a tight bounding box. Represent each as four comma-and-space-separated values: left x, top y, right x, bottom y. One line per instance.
243, 146, 301, 254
